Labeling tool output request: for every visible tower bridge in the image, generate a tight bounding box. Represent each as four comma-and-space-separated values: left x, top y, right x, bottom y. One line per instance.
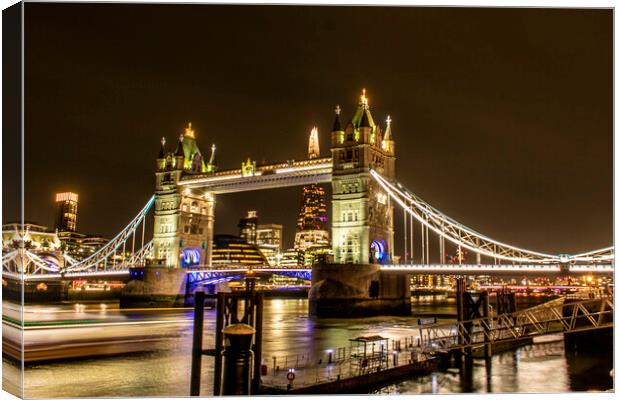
3, 90, 613, 303
149, 89, 397, 269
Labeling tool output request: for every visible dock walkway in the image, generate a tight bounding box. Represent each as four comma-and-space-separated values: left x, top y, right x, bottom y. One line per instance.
261, 346, 438, 394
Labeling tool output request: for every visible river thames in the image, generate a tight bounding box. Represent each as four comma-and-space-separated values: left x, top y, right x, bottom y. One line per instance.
2, 296, 613, 397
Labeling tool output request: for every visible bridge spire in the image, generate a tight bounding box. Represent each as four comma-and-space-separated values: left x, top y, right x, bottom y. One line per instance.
351, 89, 375, 134
158, 137, 166, 159
209, 144, 216, 164
384, 116, 392, 140
332, 104, 342, 132
207, 143, 218, 173
175, 134, 185, 157
184, 122, 195, 139
382, 115, 395, 154
360, 108, 372, 128
332, 105, 342, 132
156, 137, 167, 171
359, 89, 373, 130
360, 88, 369, 109
331, 105, 344, 147
174, 133, 185, 170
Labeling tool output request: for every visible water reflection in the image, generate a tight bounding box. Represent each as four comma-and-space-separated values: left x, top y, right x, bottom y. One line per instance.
1, 298, 613, 397
378, 337, 612, 394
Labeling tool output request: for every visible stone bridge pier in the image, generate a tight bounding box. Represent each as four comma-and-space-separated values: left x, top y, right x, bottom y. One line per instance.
308, 263, 410, 317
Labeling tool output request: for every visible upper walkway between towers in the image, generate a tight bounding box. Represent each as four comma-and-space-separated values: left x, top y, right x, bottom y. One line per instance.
177, 157, 332, 193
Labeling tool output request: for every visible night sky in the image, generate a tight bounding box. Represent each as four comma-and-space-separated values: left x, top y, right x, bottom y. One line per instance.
14, 4, 613, 258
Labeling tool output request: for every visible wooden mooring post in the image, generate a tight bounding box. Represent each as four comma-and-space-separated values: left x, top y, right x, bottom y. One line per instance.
189, 278, 264, 396
190, 290, 205, 396
481, 291, 491, 359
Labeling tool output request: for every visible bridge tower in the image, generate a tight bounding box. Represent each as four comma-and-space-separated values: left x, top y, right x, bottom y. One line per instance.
330, 90, 396, 264
153, 123, 217, 268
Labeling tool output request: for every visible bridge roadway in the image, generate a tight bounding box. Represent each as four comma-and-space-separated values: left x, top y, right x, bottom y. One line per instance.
5, 263, 613, 282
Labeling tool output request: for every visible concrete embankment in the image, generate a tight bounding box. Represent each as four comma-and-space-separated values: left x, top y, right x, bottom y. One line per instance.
67, 289, 122, 301
2, 279, 70, 303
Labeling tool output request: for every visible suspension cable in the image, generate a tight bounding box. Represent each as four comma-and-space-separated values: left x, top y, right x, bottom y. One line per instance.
370, 170, 613, 264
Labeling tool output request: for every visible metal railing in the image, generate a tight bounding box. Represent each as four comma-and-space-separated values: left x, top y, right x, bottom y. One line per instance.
420, 296, 613, 352
261, 335, 430, 390
261, 296, 613, 390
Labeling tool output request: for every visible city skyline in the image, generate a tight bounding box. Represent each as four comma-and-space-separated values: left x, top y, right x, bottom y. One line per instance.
9, 4, 612, 256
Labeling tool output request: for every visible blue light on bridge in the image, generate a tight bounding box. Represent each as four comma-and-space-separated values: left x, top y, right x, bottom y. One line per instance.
185, 268, 313, 290
39, 253, 61, 268
371, 240, 386, 264
181, 247, 201, 268
272, 270, 312, 281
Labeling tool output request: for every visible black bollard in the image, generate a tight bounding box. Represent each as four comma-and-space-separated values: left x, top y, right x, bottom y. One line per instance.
221, 323, 256, 395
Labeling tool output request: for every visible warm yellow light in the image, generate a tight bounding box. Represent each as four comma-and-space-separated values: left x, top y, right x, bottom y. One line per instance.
56, 192, 78, 202
184, 122, 195, 138
360, 88, 368, 107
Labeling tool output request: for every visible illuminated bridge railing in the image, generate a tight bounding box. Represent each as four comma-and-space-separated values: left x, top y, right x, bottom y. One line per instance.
184, 264, 614, 283
5, 262, 613, 281
184, 267, 313, 287
3, 270, 133, 281
380, 264, 614, 275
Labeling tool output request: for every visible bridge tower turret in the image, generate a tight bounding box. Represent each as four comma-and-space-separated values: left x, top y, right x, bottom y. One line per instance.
153, 123, 216, 268
330, 90, 395, 264
153, 133, 183, 268
331, 104, 344, 146
174, 134, 185, 172
156, 137, 167, 171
